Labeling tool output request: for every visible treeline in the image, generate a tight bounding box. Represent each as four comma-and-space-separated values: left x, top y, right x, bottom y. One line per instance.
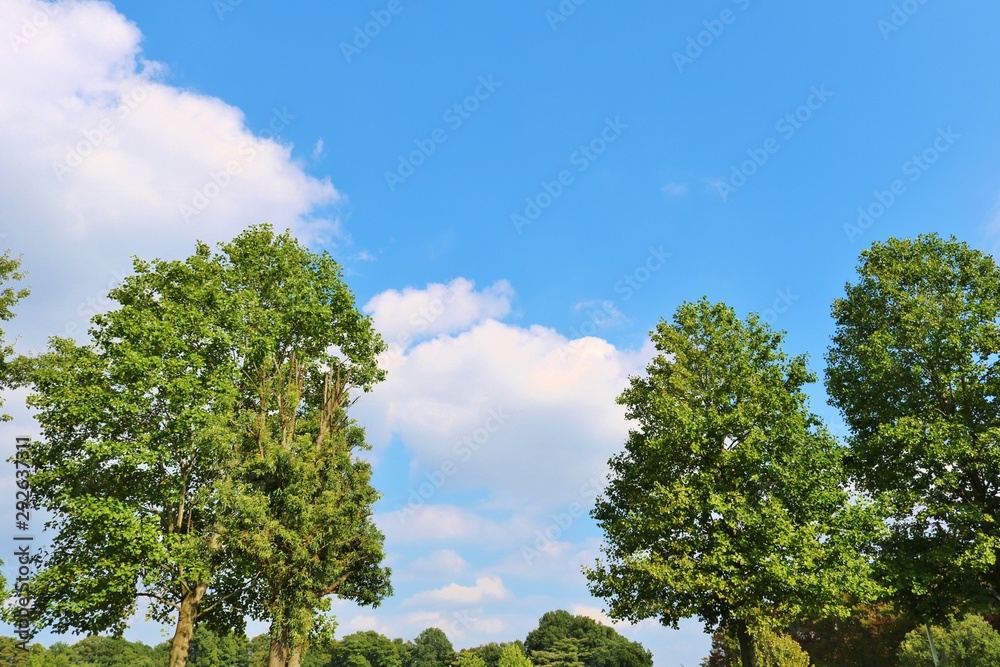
4, 229, 1000, 667
0, 609, 652, 667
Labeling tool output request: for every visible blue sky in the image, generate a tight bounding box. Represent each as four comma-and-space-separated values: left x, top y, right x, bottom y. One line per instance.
1, 1, 1000, 665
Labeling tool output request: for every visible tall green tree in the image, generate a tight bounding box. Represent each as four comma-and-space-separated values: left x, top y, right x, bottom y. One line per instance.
409, 629, 455, 667
22, 243, 242, 667
523, 610, 651, 667
497, 644, 532, 667
898, 614, 1000, 667
21, 225, 388, 667
330, 632, 401, 667
586, 299, 879, 667
825, 234, 1000, 622
392, 639, 415, 667
210, 227, 390, 667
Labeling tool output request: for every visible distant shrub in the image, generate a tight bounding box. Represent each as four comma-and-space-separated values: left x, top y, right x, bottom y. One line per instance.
756, 632, 811, 667
898, 615, 1000, 667
701, 628, 811, 667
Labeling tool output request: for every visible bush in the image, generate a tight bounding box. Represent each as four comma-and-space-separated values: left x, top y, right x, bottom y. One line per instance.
756, 632, 810, 667
701, 629, 811, 667
898, 615, 1000, 667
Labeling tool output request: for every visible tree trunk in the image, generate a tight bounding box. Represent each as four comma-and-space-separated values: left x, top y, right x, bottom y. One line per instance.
734, 619, 758, 667
269, 622, 289, 667
168, 582, 207, 667
288, 646, 303, 667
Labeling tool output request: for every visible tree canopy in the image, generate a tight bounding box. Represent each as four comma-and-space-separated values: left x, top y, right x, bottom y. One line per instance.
524, 610, 650, 667
0, 249, 28, 419
586, 299, 879, 667
20, 226, 389, 667
826, 234, 1000, 622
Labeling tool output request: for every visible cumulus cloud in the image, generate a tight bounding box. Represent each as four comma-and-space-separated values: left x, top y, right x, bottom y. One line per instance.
0, 0, 338, 351
571, 605, 618, 627
405, 577, 511, 607
355, 311, 654, 510
363, 278, 514, 346
376, 504, 536, 549
404, 550, 470, 579
400, 609, 507, 641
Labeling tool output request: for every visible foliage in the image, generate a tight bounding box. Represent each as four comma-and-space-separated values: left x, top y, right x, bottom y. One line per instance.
898, 614, 1000, 667
456, 653, 488, 667
701, 629, 810, 667
0, 248, 28, 419
37, 635, 164, 667
19, 226, 389, 666
330, 632, 401, 667
754, 632, 810, 667
466, 643, 517, 667
211, 225, 391, 666
825, 234, 1000, 621
188, 626, 251, 667
523, 610, 651, 667
789, 601, 916, 667
0, 636, 41, 667
409, 628, 455, 667
247, 634, 270, 667
0, 249, 28, 599
20, 238, 245, 662
392, 638, 415, 667
497, 644, 532, 667
528, 638, 585, 667
586, 299, 879, 666
701, 630, 739, 667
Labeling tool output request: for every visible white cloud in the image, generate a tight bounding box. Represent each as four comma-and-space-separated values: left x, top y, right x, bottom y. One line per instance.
401, 609, 507, 641
376, 504, 536, 549
569, 604, 658, 633
342, 615, 389, 634
405, 577, 511, 607
363, 278, 514, 346
355, 312, 654, 510
571, 604, 617, 627
405, 550, 470, 579
0, 0, 339, 352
